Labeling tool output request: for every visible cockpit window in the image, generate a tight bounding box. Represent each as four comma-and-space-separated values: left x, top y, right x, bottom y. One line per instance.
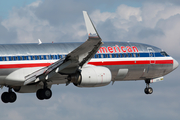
161, 51, 168, 56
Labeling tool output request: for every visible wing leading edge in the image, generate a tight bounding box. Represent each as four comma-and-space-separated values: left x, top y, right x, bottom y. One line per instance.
24, 11, 103, 85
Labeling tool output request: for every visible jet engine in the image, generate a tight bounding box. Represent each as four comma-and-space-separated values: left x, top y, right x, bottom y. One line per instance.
68, 66, 112, 87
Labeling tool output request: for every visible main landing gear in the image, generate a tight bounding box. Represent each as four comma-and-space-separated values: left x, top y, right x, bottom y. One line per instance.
36, 82, 52, 100
144, 79, 153, 94
1, 87, 17, 103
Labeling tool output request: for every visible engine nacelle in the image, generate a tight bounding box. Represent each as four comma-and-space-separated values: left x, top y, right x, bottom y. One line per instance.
69, 66, 112, 87
13, 84, 51, 93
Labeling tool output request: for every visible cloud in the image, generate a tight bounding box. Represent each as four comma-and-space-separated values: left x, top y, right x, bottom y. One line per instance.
7, 110, 24, 120
1, 1, 180, 57
0, 19, 17, 43
90, 3, 180, 58
0, 1, 180, 120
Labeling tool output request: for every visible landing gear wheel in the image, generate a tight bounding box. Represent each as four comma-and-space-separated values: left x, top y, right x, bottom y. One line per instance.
144, 79, 153, 95
9, 92, 17, 103
1, 92, 9, 103
36, 88, 52, 100
144, 88, 149, 94
36, 89, 44, 100
144, 87, 153, 94
43, 88, 52, 99
1, 91, 17, 103
147, 87, 153, 94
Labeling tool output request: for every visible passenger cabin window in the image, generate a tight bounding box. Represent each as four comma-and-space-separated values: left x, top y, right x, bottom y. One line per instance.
28, 56, 31, 60
11, 57, 14, 61
137, 53, 140, 57
126, 53, 128, 57
41, 55, 44, 60
122, 54, 124, 57
133, 53, 136, 57
6, 57, 9, 61
130, 53, 132, 57
46, 55, 49, 59
51, 55, 53, 59
2, 57, 5, 61
15, 57, 18, 60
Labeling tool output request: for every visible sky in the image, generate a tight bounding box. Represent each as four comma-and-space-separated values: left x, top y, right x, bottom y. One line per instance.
0, 0, 180, 120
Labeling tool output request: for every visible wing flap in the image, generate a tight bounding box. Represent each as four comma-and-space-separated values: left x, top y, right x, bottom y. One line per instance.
24, 58, 65, 85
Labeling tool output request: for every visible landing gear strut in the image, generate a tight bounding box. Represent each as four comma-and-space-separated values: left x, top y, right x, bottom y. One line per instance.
1, 87, 17, 103
36, 82, 52, 100
144, 79, 153, 94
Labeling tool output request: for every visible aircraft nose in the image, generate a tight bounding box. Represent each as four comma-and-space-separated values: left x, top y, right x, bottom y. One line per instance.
173, 59, 179, 70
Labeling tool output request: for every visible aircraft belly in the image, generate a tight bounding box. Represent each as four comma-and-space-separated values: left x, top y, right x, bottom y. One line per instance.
0, 63, 173, 86
0, 68, 17, 85
0, 67, 68, 86
48, 73, 67, 85
107, 64, 173, 81
109, 64, 147, 81
2, 67, 45, 86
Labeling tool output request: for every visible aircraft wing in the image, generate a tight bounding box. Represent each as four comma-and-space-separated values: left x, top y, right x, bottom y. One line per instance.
24, 11, 103, 85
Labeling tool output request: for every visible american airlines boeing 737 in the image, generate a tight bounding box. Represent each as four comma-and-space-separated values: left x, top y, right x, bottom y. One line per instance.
0, 11, 178, 103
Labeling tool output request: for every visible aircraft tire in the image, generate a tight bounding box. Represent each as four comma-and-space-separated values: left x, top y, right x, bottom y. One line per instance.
43, 88, 52, 99
144, 88, 149, 94
147, 87, 153, 94
1, 92, 17, 103
8, 92, 17, 103
1, 92, 9, 103
36, 89, 44, 100
144, 87, 153, 94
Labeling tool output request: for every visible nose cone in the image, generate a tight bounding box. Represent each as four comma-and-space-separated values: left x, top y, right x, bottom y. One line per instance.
173, 59, 179, 70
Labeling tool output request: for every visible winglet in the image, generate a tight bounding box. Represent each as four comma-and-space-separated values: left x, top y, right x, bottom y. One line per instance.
83, 11, 100, 39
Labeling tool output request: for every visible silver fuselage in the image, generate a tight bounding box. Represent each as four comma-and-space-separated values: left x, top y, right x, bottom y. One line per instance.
0, 42, 177, 86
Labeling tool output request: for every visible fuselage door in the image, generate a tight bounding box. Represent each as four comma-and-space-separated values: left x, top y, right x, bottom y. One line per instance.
147, 47, 155, 64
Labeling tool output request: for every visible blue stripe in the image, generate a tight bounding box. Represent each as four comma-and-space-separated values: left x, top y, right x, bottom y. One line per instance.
0, 52, 169, 61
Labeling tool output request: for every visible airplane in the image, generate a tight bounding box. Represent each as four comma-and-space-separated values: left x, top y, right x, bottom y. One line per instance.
0, 11, 178, 103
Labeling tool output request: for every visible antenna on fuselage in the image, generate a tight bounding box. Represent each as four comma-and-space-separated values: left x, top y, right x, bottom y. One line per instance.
38, 39, 42, 45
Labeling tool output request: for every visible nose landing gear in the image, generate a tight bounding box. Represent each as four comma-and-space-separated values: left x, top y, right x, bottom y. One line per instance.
144, 79, 153, 94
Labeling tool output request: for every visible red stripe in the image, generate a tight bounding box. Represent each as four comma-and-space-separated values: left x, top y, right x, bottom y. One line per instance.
0, 63, 51, 69
88, 60, 173, 66
0, 60, 173, 69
